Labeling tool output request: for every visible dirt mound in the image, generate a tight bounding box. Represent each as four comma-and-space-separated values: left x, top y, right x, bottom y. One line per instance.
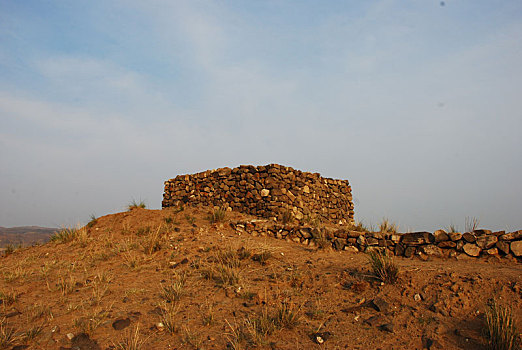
0, 207, 520, 349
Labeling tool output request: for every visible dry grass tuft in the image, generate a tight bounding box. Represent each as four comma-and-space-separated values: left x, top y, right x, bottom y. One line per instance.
142, 226, 164, 255
484, 299, 519, 350
274, 301, 301, 329
367, 249, 399, 284
160, 273, 186, 303
0, 290, 17, 306
127, 199, 146, 211
465, 216, 480, 232
311, 229, 330, 249
115, 324, 146, 350
379, 218, 398, 234
0, 318, 18, 349
160, 304, 180, 335
208, 206, 227, 224
50, 226, 88, 244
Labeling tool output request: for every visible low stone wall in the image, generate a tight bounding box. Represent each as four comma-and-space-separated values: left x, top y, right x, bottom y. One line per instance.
230, 220, 522, 259
163, 164, 354, 224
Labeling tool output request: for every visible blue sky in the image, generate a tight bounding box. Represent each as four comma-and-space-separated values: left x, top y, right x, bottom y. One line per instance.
1, 0, 521, 231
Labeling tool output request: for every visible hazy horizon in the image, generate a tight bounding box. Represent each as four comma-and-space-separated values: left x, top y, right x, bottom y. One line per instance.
1, 1, 521, 232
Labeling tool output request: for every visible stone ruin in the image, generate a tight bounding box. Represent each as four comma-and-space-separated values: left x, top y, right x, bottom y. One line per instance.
162, 164, 354, 224
163, 164, 522, 260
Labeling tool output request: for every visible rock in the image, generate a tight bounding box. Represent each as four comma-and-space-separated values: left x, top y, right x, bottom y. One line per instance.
371, 298, 390, 313
456, 240, 465, 251
462, 232, 476, 243
303, 185, 310, 194
476, 235, 497, 249
404, 246, 416, 258
312, 332, 331, 344
364, 315, 386, 327
343, 246, 359, 253
71, 333, 101, 350
260, 189, 270, 197
500, 231, 522, 241
66, 333, 75, 340
401, 232, 434, 245
438, 241, 456, 249
473, 229, 492, 236
433, 230, 449, 243
390, 234, 401, 243
112, 318, 131, 330
347, 230, 363, 238
463, 243, 481, 257
366, 237, 379, 246
414, 293, 422, 302
510, 241, 522, 257
379, 323, 394, 333
419, 245, 443, 257
448, 232, 462, 241
357, 235, 367, 246
496, 240, 510, 255
485, 248, 498, 256
332, 239, 345, 250
395, 243, 405, 256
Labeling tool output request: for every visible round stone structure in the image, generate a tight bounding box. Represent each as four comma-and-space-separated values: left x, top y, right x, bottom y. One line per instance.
162, 164, 354, 224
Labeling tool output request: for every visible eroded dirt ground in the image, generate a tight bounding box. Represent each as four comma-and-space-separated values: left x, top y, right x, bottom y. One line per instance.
1, 207, 520, 349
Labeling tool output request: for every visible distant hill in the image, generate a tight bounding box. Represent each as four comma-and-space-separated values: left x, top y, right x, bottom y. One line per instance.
0, 226, 58, 248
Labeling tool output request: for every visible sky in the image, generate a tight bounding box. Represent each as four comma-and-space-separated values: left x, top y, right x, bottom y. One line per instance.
1, 0, 521, 232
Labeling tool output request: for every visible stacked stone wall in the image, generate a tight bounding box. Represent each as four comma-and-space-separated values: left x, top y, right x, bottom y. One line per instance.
230, 221, 522, 260
230, 220, 522, 259
162, 164, 354, 224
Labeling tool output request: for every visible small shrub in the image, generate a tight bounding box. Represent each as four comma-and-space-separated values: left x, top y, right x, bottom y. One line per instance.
367, 249, 399, 284
484, 299, 519, 350
379, 218, 398, 234
127, 199, 146, 211
208, 207, 226, 224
